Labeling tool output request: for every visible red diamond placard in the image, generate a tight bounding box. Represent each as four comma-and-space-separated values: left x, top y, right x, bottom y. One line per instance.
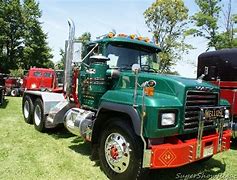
159, 149, 176, 166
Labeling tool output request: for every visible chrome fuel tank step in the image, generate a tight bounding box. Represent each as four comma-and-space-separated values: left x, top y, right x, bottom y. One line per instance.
64, 108, 94, 141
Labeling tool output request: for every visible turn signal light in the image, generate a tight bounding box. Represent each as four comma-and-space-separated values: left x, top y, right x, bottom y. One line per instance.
144, 87, 154, 96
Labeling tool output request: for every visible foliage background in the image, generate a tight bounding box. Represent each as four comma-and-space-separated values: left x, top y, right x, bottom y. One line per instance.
0, 0, 53, 74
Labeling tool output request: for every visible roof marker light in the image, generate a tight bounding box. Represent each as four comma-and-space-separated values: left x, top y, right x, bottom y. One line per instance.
137, 36, 143, 41
144, 37, 150, 42
117, 33, 127, 37
108, 32, 115, 38
130, 34, 136, 39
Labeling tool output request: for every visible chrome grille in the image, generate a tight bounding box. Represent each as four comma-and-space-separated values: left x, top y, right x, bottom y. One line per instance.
184, 91, 219, 130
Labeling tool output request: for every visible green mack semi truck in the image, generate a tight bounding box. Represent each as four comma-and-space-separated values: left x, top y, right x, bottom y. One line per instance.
22, 20, 231, 179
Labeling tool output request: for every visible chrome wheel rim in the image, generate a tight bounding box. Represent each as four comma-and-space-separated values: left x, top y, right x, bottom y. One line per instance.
104, 133, 131, 173
24, 101, 30, 119
34, 105, 41, 126
11, 90, 16, 96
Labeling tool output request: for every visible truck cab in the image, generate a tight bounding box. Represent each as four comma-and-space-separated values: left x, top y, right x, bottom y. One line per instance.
23, 67, 58, 91
22, 20, 232, 179
197, 48, 237, 138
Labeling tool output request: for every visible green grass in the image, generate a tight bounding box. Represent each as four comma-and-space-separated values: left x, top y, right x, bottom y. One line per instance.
0, 97, 107, 180
0, 97, 236, 180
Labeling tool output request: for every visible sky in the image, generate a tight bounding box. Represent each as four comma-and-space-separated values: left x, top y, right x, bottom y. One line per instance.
38, 0, 237, 78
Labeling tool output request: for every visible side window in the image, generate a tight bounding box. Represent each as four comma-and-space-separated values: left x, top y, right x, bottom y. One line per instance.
208, 66, 217, 80
44, 72, 52, 78
33, 71, 42, 77
83, 45, 99, 64
107, 54, 119, 68
141, 55, 150, 65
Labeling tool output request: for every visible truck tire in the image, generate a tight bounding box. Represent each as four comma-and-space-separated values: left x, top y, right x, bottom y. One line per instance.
22, 95, 34, 124
11, 89, 18, 97
99, 119, 145, 180
4, 89, 10, 96
33, 98, 46, 132
197, 156, 213, 163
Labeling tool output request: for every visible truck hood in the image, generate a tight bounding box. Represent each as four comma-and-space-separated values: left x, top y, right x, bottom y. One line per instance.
117, 71, 219, 102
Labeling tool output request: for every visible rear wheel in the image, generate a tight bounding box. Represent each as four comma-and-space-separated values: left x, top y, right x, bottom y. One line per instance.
99, 119, 145, 180
22, 95, 34, 124
11, 89, 18, 97
33, 98, 46, 132
4, 89, 10, 96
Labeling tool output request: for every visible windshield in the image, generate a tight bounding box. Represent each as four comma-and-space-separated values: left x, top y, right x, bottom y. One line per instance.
106, 43, 159, 71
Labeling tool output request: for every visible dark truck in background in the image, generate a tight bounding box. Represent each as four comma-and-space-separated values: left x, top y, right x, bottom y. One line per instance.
197, 48, 237, 138
0, 73, 7, 105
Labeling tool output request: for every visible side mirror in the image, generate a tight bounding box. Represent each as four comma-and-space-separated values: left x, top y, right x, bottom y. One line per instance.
204, 66, 208, 75
64, 40, 83, 63
73, 42, 83, 63
132, 64, 141, 73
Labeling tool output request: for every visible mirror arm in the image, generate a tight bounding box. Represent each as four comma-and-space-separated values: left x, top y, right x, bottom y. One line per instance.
81, 43, 99, 68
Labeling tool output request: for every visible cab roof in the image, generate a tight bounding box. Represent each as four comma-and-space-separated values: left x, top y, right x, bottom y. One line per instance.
29, 67, 54, 72
92, 36, 162, 52
198, 48, 237, 61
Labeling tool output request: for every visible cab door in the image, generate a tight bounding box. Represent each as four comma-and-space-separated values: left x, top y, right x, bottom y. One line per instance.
27, 71, 42, 89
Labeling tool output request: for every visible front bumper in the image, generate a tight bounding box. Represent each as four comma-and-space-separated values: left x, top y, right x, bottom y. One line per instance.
149, 130, 231, 169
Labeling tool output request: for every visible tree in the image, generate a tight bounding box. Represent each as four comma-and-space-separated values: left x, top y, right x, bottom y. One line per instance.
215, 0, 237, 49
0, 0, 53, 73
22, 0, 53, 69
78, 32, 91, 58
144, 0, 191, 74
0, 0, 24, 73
189, 0, 237, 50
55, 48, 65, 70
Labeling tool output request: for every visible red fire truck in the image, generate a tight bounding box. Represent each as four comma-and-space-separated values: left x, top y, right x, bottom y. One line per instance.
197, 48, 237, 138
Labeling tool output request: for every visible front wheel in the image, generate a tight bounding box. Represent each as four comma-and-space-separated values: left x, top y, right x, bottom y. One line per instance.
99, 119, 145, 180
33, 98, 46, 132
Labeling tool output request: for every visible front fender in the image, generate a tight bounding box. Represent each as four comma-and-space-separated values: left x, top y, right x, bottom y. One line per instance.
96, 102, 141, 135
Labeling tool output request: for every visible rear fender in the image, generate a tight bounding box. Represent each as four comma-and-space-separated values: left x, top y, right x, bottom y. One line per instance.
23, 91, 66, 114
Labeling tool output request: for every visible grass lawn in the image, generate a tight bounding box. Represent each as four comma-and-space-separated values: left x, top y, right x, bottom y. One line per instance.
0, 97, 236, 180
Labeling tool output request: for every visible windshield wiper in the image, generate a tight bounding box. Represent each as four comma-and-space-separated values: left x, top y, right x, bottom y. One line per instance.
118, 65, 132, 70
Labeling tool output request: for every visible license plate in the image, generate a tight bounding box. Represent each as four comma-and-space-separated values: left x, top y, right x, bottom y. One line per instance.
203, 146, 213, 157
203, 107, 224, 121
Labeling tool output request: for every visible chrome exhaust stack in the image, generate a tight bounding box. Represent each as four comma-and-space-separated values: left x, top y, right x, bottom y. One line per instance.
64, 19, 75, 97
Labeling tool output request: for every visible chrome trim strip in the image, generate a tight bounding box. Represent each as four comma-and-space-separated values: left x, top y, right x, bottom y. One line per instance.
196, 109, 204, 159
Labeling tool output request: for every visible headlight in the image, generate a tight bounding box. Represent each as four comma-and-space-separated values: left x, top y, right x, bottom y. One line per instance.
161, 113, 176, 126
30, 83, 37, 89
225, 109, 230, 119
